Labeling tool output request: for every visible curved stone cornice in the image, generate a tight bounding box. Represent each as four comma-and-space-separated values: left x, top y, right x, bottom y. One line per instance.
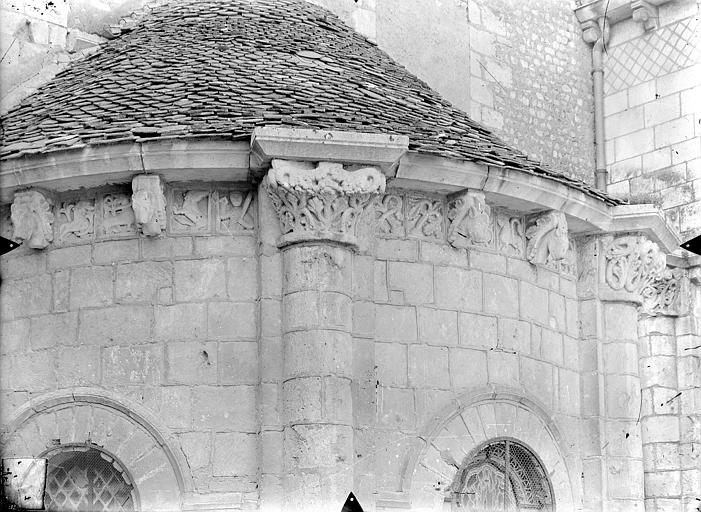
263, 159, 386, 248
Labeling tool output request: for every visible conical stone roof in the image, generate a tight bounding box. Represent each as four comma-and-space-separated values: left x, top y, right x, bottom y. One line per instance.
0, 0, 619, 204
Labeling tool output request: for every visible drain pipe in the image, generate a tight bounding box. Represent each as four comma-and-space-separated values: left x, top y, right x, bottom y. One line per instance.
591, 17, 610, 190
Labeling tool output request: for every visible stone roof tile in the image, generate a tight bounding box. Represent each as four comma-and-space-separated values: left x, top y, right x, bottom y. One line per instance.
0, 0, 621, 205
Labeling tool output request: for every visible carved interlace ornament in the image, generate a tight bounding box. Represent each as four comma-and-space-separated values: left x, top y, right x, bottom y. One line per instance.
604, 235, 679, 313
525, 211, 569, 265
264, 159, 385, 247
375, 193, 404, 236
406, 195, 443, 239
132, 175, 166, 236
447, 190, 492, 249
10, 190, 54, 249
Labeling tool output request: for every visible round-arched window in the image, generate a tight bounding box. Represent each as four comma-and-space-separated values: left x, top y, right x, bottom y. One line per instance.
450, 439, 554, 511
42, 445, 138, 512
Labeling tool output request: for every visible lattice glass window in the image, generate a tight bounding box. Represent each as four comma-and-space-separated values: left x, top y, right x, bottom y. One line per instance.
43, 446, 137, 512
450, 439, 554, 511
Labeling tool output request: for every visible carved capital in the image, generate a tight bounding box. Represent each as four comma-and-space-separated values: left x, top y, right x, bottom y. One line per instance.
525, 211, 569, 266
604, 235, 666, 294
263, 159, 386, 248
642, 267, 684, 316
10, 190, 54, 249
631, 0, 658, 31
447, 190, 493, 249
132, 174, 166, 236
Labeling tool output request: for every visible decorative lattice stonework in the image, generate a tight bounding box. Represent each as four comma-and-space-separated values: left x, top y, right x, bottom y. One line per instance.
604, 17, 697, 94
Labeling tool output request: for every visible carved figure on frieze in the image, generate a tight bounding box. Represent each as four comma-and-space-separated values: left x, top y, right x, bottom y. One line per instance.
263, 159, 385, 247
57, 200, 95, 243
10, 190, 54, 249
101, 193, 136, 236
604, 235, 666, 297
374, 193, 404, 237
496, 213, 525, 257
217, 190, 254, 233
406, 195, 443, 240
132, 174, 166, 236
447, 190, 492, 249
525, 210, 569, 266
171, 190, 209, 232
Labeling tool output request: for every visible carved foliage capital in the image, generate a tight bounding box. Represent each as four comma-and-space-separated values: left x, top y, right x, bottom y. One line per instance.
525, 210, 569, 266
132, 174, 167, 236
263, 159, 386, 247
603, 235, 682, 314
10, 189, 54, 249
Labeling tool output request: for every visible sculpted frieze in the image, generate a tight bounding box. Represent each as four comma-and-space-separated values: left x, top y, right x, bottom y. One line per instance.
132, 175, 166, 236
406, 195, 443, 240
100, 193, 136, 236
217, 190, 255, 233
10, 190, 54, 249
525, 210, 569, 266
375, 193, 404, 237
447, 190, 493, 249
496, 212, 525, 258
57, 199, 95, 243
171, 189, 210, 233
264, 159, 385, 247
604, 235, 666, 295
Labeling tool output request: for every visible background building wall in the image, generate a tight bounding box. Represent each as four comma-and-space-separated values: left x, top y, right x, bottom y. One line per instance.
603, 1, 701, 241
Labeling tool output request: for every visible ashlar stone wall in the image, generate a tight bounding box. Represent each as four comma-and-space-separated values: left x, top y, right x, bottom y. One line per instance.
0, 184, 261, 508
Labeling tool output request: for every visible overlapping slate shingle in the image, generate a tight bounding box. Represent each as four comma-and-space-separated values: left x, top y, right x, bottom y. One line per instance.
0, 0, 621, 205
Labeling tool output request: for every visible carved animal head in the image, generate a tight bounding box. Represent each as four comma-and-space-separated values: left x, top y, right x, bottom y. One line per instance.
10, 191, 54, 249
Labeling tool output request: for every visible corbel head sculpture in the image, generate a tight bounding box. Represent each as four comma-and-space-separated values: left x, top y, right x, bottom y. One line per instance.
10, 190, 54, 249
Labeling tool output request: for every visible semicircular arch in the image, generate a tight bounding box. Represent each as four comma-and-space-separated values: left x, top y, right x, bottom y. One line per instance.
401, 385, 578, 511
1, 387, 192, 511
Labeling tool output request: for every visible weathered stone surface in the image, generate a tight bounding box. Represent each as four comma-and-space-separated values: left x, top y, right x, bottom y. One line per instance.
219, 342, 259, 385
179, 432, 211, 470
6, 351, 56, 391
227, 256, 258, 301
487, 351, 519, 387
166, 341, 218, 385
375, 342, 407, 387
417, 307, 458, 345
175, 259, 227, 301
79, 305, 151, 345
388, 261, 433, 304
375, 304, 417, 342
208, 302, 257, 340
376, 238, 417, 261
57, 346, 100, 387
142, 236, 193, 259
434, 267, 482, 312
519, 282, 549, 325
449, 347, 487, 390
483, 273, 518, 318
47, 245, 91, 269
408, 344, 450, 388
378, 386, 416, 429
1, 274, 52, 319
116, 261, 172, 302
458, 312, 497, 349
284, 331, 352, 380
30, 312, 78, 348
213, 432, 258, 476
0, 318, 29, 354
155, 303, 205, 341
193, 385, 257, 432
497, 317, 530, 353
102, 345, 162, 385
70, 266, 113, 309
93, 240, 139, 264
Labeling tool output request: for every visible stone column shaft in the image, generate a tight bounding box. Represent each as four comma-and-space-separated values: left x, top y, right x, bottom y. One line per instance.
263, 159, 385, 511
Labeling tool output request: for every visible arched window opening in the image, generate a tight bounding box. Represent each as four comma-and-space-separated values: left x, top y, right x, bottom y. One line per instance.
43, 444, 138, 512
451, 439, 554, 511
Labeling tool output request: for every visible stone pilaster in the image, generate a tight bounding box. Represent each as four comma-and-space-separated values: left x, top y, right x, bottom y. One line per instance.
263, 159, 385, 512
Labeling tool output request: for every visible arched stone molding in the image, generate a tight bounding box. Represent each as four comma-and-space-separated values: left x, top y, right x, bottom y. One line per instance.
400, 387, 577, 511
0, 387, 192, 511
